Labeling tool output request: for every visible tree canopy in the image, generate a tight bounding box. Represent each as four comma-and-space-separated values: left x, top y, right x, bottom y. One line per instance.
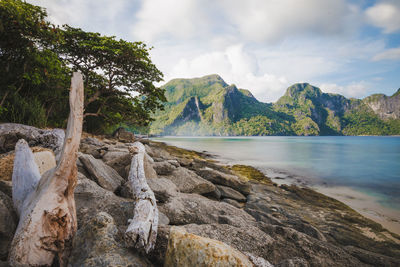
0, 0, 165, 133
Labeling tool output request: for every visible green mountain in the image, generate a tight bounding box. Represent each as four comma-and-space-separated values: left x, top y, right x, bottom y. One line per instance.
150, 75, 400, 136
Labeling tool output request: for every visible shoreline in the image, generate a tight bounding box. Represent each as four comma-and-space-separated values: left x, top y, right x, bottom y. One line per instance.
154, 139, 400, 236
315, 185, 400, 236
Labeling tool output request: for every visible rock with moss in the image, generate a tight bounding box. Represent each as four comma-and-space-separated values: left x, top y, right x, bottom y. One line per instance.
164, 226, 255, 267
69, 212, 153, 267
196, 168, 251, 195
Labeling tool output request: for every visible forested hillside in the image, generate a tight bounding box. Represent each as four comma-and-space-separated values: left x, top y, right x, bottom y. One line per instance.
151, 75, 400, 136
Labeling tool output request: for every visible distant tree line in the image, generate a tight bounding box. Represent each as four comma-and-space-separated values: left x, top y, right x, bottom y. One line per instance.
0, 0, 166, 133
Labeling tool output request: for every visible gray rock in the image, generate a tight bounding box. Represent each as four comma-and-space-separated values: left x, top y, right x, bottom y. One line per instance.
79, 153, 124, 192
153, 161, 176, 175
81, 137, 105, 147
222, 198, 243, 208
79, 143, 102, 158
102, 150, 129, 162
74, 175, 135, 227
245, 207, 283, 226
0, 123, 64, 159
145, 144, 173, 160
217, 185, 247, 202
182, 223, 273, 260
257, 223, 362, 266
69, 212, 153, 267
196, 168, 251, 195
147, 178, 179, 203
76, 156, 90, 177
166, 159, 180, 167
246, 192, 326, 241
0, 191, 17, 261
162, 167, 216, 194
159, 212, 170, 225
345, 245, 400, 267
159, 193, 256, 228
105, 153, 132, 179
203, 187, 222, 200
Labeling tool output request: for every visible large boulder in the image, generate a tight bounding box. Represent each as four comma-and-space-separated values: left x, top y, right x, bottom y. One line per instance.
217, 185, 246, 202
159, 193, 256, 228
74, 173, 135, 227
153, 161, 176, 175
0, 191, 17, 261
0, 123, 64, 159
69, 212, 153, 267
164, 226, 254, 267
162, 167, 216, 194
147, 178, 179, 202
196, 168, 251, 195
105, 153, 132, 179
79, 154, 124, 192
182, 223, 273, 260
145, 144, 173, 160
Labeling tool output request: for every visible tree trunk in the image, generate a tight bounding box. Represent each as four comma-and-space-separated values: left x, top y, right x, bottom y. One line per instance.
9, 72, 84, 266
125, 142, 158, 253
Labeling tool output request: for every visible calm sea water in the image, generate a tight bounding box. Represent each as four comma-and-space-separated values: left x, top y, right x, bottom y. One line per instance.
152, 136, 400, 210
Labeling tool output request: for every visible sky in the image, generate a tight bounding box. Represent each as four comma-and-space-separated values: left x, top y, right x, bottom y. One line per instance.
29, 0, 400, 102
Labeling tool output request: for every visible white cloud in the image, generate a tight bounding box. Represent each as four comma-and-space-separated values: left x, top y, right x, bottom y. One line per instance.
365, 1, 400, 33
220, 0, 360, 42
131, 0, 210, 42
163, 44, 289, 102
131, 0, 361, 43
27, 0, 130, 36
320, 82, 369, 98
372, 47, 400, 61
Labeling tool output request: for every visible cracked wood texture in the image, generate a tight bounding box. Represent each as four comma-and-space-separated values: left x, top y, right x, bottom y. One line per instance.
9, 72, 84, 267
125, 142, 159, 253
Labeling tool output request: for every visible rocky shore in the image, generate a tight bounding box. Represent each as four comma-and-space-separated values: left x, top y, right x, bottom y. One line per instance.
1, 127, 400, 266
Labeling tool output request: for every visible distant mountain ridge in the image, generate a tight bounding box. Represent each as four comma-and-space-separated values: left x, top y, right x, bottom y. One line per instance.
150, 74, 400, 136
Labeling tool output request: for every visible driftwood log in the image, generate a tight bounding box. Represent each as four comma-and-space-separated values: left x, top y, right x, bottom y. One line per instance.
125, 142, 158, 253
9, 72, 84, 266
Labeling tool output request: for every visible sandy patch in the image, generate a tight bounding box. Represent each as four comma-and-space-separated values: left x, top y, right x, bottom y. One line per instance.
315, 185, 400, 236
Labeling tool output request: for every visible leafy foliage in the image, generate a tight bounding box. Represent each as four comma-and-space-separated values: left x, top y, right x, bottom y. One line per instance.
0, 0, 165, 134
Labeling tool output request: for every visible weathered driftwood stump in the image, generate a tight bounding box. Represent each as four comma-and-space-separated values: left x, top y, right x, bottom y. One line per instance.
9, 72, 84, 266
125, 142, 158, 253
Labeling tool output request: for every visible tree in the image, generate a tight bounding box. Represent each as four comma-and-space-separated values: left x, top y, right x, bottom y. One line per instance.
0, 0, 70, 127
58, 26, 166, 133
1, 0, 166, 133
